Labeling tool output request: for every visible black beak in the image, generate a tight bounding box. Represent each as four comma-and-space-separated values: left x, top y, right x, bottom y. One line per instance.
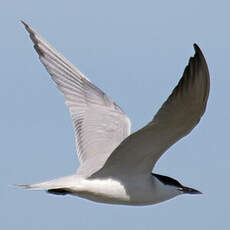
181, 186, 202, 194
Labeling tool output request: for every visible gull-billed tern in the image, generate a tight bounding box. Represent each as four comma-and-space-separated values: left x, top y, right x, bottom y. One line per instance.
18, 21, 210, 206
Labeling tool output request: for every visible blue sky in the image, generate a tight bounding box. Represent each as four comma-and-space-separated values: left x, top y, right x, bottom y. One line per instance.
1, 0, 229, 229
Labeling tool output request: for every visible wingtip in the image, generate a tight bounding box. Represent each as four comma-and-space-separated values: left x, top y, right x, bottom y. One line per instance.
193, 43, 208, 64
20, 20, 28, 28
193, 43, 205, 59
193, 43, 199, 48
193, 43, 201, 54
20, 20, 34, 35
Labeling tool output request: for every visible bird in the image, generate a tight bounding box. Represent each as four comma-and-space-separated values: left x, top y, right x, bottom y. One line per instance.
18, 21, 210, 206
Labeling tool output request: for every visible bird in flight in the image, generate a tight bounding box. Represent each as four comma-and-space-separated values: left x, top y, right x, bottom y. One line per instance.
18, 21, 210, 206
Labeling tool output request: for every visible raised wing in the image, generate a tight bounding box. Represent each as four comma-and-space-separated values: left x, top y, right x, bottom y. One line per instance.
22, 21, 131, 176
93, 44, 210, 177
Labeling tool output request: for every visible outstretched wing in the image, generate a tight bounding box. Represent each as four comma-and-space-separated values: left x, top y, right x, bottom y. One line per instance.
22, 21, 131, 176
93, 44, 210, 177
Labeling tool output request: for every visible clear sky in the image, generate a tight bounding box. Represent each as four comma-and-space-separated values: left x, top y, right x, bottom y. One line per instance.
1, 0, 229, 229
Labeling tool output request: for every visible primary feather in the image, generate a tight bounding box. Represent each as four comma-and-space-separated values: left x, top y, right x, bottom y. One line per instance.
21, 21, 131, 177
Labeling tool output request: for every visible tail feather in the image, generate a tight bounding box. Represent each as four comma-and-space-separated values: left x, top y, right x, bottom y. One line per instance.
13, 184, 72, 196
14, 175, 78, 191
14, 182, 59, 190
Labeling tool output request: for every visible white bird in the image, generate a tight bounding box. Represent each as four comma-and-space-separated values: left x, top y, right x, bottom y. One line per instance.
18, 21, 210, 206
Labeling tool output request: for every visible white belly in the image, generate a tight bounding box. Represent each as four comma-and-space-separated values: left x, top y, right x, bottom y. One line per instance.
70, 178, 131, 204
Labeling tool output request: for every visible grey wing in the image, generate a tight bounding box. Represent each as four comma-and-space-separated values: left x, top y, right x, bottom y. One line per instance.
93, 44, 210, 177
22, 21, 131, 177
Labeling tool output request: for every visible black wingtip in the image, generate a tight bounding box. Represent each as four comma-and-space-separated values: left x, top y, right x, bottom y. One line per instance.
193, 43, 199, 49
193, 43, 201, 54
20, 20, 28, 28
193, 43, 206, 60
192, 43, 209, 68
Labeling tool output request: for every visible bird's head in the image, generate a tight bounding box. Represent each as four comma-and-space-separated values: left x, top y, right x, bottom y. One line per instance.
152, 173, 202, 195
